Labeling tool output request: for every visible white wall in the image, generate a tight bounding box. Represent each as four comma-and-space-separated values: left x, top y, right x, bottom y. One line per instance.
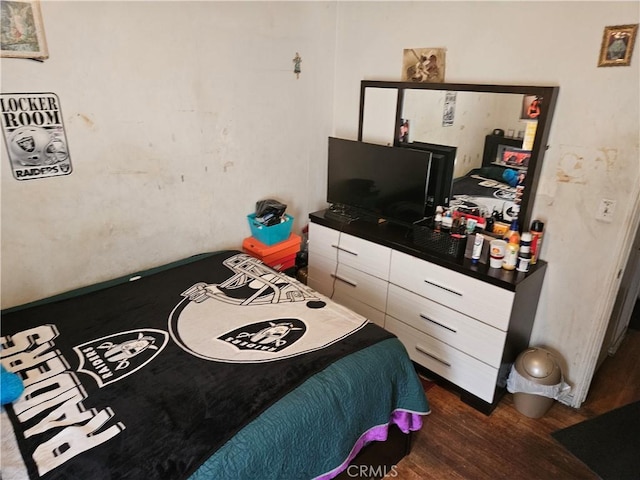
1, 1, 337, 307
333, 1, 639, 406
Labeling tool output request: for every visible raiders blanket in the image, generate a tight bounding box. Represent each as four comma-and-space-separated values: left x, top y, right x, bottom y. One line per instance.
451, 171, 518, 220
1, 251, 394, 480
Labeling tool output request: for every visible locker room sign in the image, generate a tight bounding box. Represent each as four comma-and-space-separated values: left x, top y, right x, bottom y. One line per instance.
1, 92, 72, 180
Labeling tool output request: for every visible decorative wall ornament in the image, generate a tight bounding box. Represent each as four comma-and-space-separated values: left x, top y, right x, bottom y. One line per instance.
293, 52, 302, 79
401, 48, 446, 83
598, 24, 638, 67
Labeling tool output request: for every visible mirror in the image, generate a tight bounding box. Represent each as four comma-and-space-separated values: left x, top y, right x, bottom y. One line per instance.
357, 81, 559, 231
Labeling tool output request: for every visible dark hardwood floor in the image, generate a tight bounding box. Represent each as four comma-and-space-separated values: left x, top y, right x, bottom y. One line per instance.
391, 328, 640, 479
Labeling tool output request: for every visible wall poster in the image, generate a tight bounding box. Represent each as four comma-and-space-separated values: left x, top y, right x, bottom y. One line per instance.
442, 91, 456, 127
1, 92, 72, 180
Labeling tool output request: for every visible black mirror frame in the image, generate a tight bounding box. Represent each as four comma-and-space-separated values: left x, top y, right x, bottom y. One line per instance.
357, 80, 559, 231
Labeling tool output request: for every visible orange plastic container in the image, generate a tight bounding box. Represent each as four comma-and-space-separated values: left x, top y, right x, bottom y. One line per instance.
266, 253, 297, 271
243, 233, 301, 267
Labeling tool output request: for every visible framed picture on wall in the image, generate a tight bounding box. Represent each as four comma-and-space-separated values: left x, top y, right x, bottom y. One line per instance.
598, 24, 638, 67
1, 0, 49, 60
520, 95, 542, 120
401, 48, 446, 83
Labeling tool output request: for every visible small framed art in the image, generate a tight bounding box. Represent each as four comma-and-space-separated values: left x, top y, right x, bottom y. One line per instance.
401, 48, 446, 83
1, 0, 49, 60
598, 24, 638, 67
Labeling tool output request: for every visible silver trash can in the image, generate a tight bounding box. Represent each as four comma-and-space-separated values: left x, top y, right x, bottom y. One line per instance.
507, 347, 565, 418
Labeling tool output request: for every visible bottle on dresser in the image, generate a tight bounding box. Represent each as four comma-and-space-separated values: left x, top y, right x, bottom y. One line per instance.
502, 216, 520, 245
433, 206, 444, 233
502, 206, 521, 270
530, 220, 545, 264
502, 232, 520, 270
516, 232, 532, 273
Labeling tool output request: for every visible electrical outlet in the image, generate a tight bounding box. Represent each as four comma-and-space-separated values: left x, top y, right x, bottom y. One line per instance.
596, 198, 616, 222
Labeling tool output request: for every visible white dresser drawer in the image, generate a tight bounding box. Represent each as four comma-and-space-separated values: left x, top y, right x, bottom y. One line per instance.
309, 223, 391, 281
309, 223, 341, 261
307, 254, 388, 312
307, 262, 384, 328
385, 316, 498, 403
386, 284, 506, 368
390, 250, 514, 330
307, 253, 336, 298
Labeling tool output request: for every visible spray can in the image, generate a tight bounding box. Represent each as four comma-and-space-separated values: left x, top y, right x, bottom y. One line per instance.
530, 220, 545, 264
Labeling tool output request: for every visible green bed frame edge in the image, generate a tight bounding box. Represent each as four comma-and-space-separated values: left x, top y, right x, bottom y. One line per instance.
1, 251, 233, 315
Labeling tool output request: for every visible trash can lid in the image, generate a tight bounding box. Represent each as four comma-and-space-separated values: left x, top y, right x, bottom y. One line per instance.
515, 348, 562, 385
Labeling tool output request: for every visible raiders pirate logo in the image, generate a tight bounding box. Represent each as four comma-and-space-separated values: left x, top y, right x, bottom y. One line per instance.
219, 319, 306, 353
494, 188, 516, 201
169, 254, 368, 363
73, 329, 169, 387
16, 135, 35, 152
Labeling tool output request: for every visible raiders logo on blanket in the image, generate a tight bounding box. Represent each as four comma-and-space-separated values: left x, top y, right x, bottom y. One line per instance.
169, 254, 368, 363
73, 329, 169, 387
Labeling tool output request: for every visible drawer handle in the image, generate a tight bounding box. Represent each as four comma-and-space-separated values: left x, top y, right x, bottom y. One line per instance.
423, 279, 463, 297
330, 244, 359, 256
330, 273, 357, 288
415, 345, 451, 367
419, 314, 457, 333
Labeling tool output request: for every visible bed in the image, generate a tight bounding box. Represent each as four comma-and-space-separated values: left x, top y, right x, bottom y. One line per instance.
450, 166, 520, 222
0, 250, 429, 480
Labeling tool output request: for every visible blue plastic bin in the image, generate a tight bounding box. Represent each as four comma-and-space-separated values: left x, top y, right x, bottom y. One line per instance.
247, 214, 294, 246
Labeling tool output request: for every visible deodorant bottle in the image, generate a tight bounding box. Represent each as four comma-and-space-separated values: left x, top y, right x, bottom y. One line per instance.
530, 220, 545, 264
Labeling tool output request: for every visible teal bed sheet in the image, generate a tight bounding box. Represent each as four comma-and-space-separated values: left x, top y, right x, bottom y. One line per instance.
191, 337, 430, 480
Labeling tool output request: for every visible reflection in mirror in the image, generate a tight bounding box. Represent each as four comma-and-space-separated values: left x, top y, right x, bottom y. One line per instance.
361, 88, 397, 145
358, 81, 558, 231
402, 89, 538, 222
402, 90, 528, 178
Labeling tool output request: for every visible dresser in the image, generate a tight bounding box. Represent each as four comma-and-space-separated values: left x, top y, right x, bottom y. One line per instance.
308, 210, 547, 414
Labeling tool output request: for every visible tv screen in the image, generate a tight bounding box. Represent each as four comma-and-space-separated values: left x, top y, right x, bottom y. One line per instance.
327, 137, 432, 224
399, 141, 456, 215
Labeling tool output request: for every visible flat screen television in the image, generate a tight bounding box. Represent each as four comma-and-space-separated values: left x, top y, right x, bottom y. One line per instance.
399, 141, 456, 215
327, 137, 434, 224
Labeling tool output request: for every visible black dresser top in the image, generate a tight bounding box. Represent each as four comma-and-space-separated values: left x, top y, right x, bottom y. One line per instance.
309, 209, 546, 292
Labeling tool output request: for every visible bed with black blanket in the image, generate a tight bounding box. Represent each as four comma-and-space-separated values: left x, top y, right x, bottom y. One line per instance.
450, 166, 520, 222
1, 250, 429, 480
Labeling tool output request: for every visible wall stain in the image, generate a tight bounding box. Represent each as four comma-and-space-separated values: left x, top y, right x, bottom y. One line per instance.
557, 145, 618, 184
77, 113, 95, 129
557, 151, 587, 184
223, 161, 234, 172
595, 147, 618, 172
